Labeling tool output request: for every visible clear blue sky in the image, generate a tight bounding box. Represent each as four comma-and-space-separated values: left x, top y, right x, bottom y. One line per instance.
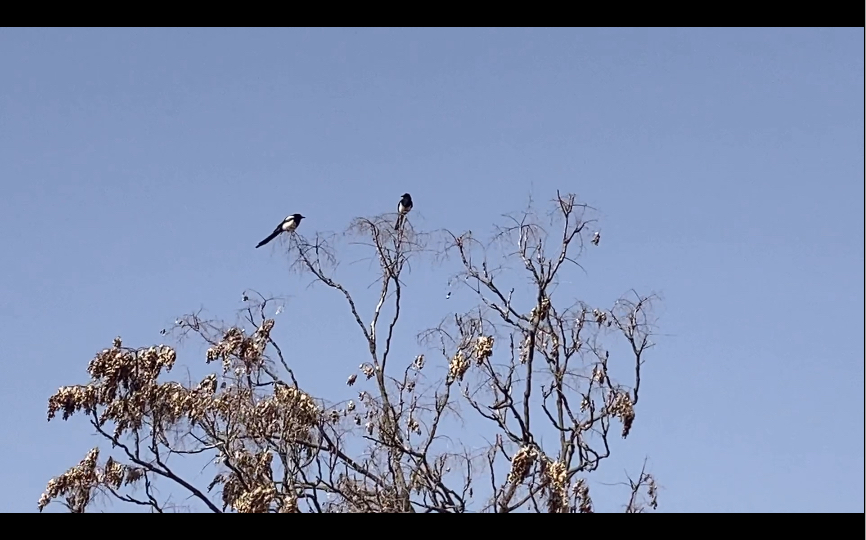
1, 28, 862, 513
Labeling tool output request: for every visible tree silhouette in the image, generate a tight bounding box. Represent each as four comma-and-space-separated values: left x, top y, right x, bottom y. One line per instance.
40, 192, 660, 513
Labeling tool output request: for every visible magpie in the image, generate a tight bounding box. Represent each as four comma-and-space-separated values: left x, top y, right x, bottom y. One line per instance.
395, 193, 413, 230
256, 213, 305, 248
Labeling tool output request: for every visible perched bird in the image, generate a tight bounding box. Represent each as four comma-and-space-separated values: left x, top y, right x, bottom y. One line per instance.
256, 213, 305, 248
395, 193, 413, 230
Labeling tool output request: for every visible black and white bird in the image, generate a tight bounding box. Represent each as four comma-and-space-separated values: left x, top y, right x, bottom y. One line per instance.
256, 213, 305, 248
395, 193, 413, 230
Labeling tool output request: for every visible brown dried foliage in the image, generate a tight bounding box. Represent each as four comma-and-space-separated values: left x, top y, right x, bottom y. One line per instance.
40, 192, 660, 513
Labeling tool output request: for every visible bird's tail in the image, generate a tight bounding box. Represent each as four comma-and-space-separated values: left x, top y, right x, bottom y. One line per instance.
394, 215, 403, 230
256, 230, 280, 248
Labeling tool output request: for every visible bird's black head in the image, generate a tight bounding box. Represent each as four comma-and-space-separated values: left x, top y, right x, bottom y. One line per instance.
401, 193, 412, 203
293, 213, 305, 222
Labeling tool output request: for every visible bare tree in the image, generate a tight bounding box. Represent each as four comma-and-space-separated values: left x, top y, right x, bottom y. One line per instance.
39, 192, 660, 513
